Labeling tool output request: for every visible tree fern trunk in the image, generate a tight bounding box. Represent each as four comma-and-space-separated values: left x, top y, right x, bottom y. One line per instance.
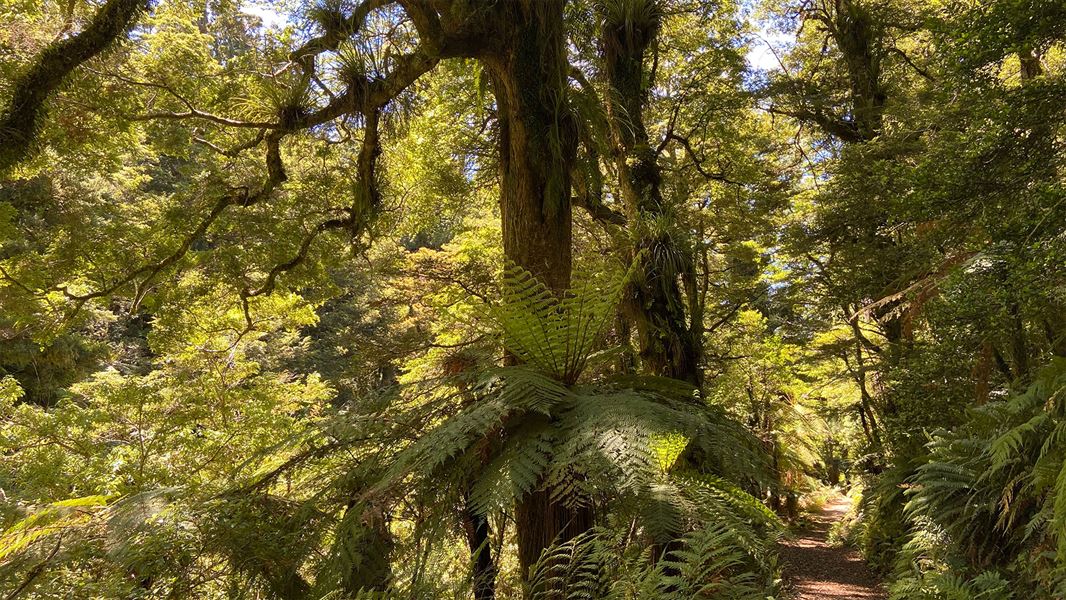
514, 490, 594, 582
462, 496, 498, 600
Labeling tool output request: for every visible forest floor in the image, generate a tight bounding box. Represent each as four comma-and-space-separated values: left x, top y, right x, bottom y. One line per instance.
778, 496, 886, 599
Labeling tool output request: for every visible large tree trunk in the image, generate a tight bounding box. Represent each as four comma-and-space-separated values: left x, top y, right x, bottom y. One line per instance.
600, 3, 701, 387
480, 0, 589, 580
483, 5, 574, 294
831, 0, 887, 142
598, 9, 702, 575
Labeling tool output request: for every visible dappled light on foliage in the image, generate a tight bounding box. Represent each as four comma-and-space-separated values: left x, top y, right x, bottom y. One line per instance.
1, 0, 1064, 598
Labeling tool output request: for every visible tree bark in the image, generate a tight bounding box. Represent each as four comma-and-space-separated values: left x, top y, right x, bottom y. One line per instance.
482, 3, 575, 295
453, 362, 500, 600
600, 3, 701, 387
1019, 47, 1044, 80
829, 0, 887, 141
479, 0, 590, 580
336, 500, 394, 595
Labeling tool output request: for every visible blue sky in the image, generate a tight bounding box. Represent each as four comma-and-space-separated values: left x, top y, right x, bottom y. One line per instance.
241, 2, 289, 30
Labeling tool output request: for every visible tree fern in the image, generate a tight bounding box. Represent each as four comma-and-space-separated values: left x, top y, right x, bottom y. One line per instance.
889, 569, 1013, 600
524, 521, 777, 600
375, 265, 778, 598
0, 494, 110, 562
900, 358, 1066, 596
483, 263, 627, 384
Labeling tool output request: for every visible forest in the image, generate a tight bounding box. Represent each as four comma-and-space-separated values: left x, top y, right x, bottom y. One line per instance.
0, 0, 1064, 598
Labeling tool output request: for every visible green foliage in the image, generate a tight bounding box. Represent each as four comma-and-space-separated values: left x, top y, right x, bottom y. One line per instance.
380, 266, 779, 596
485, 263, 626, 385
5, 0, 1065, 597
0, 495, 110, 561
878, 359, 1066, 597
889, 570, 1013, 600
526, 520, 778, 600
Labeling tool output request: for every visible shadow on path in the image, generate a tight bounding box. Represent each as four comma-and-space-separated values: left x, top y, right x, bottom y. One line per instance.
778, 497, 886, 599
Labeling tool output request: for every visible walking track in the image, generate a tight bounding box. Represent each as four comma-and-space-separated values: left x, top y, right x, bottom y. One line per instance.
777, 497, 886, 599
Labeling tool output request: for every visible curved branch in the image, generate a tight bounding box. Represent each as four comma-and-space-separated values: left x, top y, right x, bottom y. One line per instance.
242, 216, 353, 301
289, 0, 394, 66
239, 216, 353, 330
132, 109, 279, 129
663, 132, 744, 185
39, 5, 443, 324
397, 0, 444, 54
0, 0, 149, 173
99, 70, 281, 135
3, 535, 63, 600
294, 46, 440, 129
192, 131, 266, 157
60, 134, 289, 313
573, 193, 626, 226
887, 46, 935, 82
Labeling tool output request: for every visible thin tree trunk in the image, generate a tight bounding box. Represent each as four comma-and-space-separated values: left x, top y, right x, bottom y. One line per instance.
1019, 47, 1044, 80
452, 360, 499, 600
842, 341, 882, 451
462, 496, 498, 600
1009, 301, 1031, 380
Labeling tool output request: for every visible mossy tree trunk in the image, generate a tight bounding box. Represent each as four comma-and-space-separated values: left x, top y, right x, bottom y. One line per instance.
600, 3, 702, 387
479, 0, 590, 581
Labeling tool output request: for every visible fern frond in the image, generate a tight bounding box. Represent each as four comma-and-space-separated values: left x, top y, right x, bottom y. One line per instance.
483, 263, 625, 383
380, 367, 569, 491
0, 495, 110, 562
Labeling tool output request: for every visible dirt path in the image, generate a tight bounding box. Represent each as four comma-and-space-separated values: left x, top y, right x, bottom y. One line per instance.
778, 497, 886, 599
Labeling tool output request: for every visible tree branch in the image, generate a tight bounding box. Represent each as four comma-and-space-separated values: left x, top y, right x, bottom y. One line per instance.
192, 131, 266, 157
572, 194, 626, 226
289, 0, 394, 66
4, 536, 63, 600
133, 110, 278, 129
294, 46, 440, 130
766, 104, 863, 144
664, 132, 744, 185
0, 0, 149, 173
58, 133, 289, 314
887, 46, 935, 82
